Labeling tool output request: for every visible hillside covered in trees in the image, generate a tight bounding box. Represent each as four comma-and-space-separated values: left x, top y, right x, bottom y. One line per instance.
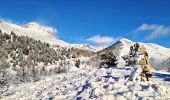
0, 30, 71, 86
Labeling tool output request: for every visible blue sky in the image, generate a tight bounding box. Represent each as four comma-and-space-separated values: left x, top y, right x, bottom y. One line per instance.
0, 0, 170, 47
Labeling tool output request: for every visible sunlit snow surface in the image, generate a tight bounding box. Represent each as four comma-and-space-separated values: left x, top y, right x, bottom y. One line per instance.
2, 66, 170, 100
0, 21, 170, 100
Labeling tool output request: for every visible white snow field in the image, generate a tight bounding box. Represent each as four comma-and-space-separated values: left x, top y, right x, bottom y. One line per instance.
1, 64, 170, 100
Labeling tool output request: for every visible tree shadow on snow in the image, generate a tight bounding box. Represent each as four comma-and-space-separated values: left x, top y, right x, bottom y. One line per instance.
76, 81, 91, 96
113, 67, 131, 70
101, 73, 129, 82
152, 72, 170, 82
102, 74, 119, 81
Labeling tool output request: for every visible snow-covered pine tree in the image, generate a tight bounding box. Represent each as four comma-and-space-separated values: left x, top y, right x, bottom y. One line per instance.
122, 43, 140, 66
100, 50, 117, 68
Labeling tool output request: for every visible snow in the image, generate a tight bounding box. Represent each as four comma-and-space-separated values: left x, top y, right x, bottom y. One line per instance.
71, 44, 107, 52
22, 22, 57, 36
114, 38, 170, 67
128, 65, 141, 81
1, 21, 170, 99
0, 20, 103, 52
1, 64, 170, 99
0, 20, 69, 47
1, 20, 169, 55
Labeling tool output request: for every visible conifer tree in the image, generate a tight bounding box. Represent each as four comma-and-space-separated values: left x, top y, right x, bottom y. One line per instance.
122, 43, 140, 66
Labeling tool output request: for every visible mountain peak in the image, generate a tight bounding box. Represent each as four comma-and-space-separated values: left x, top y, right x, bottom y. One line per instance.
119, 38, 133, 43
22, 22, 57, 36
0, 20, 69, 47
110, 38, 133, 47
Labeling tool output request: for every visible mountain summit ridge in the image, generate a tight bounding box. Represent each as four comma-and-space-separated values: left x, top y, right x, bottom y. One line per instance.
0, 20, 69, 47
0, 20, 170, 54
22, 22, 56, 36
100, 38, 170, 67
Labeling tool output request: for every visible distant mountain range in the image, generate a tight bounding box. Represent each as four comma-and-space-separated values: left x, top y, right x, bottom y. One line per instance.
0, 20, 170, 68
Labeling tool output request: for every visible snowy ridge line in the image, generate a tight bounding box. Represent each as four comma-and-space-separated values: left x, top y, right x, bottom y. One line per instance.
0, 20, 69, 47
110, 38, 170, 67
0, 20, 103, 51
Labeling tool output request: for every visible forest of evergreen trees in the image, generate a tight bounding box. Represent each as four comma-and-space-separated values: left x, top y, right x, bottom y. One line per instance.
0, 30, 70, 86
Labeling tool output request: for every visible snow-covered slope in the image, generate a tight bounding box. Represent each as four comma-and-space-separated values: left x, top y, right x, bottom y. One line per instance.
1, 21, 170, 99
2, 66, 170, 99
71, 44, 97, 52
71, 44, 106, 52
120, 38, 170, 59
0, 20, 69, 47
0, 20, 100, 52
119, 38, 170, 63
98, 38, 170, 67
